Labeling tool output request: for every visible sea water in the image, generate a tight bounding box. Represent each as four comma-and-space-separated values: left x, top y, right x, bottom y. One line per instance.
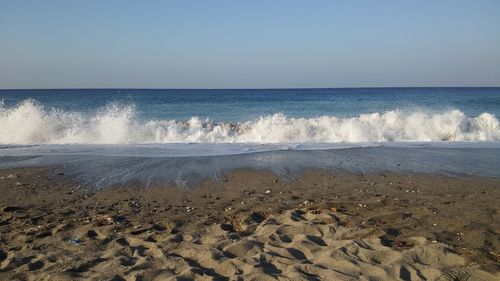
1, 88, 499, 187
1, 87, 500, 145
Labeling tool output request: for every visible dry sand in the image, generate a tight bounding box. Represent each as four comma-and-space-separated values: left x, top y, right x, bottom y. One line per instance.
0, 168, 499, 280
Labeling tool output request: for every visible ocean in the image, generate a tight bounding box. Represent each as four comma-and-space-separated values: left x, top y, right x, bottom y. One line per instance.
1, 87, 500, 187
1, 87, 500, 145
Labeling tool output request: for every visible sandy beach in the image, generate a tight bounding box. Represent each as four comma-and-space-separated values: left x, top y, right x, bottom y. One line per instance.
1, 168, 499, 280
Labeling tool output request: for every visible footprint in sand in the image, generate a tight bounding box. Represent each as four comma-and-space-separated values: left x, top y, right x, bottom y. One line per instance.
224, 240, 264, 258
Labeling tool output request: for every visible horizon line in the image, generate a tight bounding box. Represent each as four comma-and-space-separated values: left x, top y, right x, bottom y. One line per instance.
1, 86, 500, 91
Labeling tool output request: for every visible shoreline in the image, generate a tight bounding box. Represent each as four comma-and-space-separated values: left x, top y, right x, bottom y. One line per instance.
2, 144, 500, 189
1, 167, 499, 280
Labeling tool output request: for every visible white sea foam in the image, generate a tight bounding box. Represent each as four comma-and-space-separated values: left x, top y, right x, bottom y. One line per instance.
1, 99, 499, 144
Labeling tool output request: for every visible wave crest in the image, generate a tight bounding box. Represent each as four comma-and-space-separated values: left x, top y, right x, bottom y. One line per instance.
0, 99, 499, 144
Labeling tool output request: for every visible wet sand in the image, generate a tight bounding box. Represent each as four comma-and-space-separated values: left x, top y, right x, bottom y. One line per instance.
0, 168, 499, 280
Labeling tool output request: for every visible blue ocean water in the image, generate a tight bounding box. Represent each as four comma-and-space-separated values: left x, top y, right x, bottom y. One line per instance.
1, 87, 500, 122
1, 87, 500, 145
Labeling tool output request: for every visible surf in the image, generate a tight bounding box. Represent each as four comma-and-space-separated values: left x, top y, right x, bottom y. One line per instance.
1, 99, 499, 145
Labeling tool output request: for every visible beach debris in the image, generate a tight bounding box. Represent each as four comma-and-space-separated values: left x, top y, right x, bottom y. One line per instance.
309, 208, 321, 214
265, 189, 271, 194
129, 200, 141, 211
25, 225, 43, 235
244, 190, 255, 196
92, 214, 114, 226
358, 204, 367, 208
186, 206, 193, 212
330, 206, 349, 213
15, 181, 25, 186
300, 200, 314, 206
224, 207, 232, 212
394, 240, 413, 249
402, 212, 412, 220
66, 237, 82, 246
489, 251, 500, 259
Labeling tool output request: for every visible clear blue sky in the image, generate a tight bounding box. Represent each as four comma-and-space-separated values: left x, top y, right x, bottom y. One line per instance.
1, 0, 499, 89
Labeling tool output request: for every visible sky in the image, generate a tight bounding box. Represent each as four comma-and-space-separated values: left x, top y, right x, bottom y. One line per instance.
1, 0, 500, 89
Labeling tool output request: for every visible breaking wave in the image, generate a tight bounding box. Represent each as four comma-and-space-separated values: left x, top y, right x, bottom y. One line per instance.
1, 99, 499, 144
